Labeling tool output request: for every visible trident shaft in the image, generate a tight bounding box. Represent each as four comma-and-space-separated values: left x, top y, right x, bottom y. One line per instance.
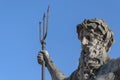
39, 5, 50, 80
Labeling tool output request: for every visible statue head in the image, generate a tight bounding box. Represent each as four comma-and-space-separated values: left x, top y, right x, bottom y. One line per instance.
77, 18, 114, 70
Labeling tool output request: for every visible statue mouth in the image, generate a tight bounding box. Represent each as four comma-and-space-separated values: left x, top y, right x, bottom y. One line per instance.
85, 58, 101, 69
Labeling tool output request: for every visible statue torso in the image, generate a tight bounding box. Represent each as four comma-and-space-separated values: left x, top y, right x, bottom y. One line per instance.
70, 58, 120, 80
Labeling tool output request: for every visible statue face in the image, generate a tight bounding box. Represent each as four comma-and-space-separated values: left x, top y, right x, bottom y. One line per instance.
80, 30, 108, 69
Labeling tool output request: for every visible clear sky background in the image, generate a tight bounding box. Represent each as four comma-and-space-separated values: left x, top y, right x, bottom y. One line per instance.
0, 0, 120, 80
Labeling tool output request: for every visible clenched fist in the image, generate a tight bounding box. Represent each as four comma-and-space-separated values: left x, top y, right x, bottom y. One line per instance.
37, 50, 50, 66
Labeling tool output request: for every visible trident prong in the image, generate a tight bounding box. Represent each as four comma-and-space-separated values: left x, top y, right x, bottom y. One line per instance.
39, 5, 50, 80
39, 6, 50, 50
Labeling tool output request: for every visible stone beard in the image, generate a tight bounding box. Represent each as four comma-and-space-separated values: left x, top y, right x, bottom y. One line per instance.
81, 42, 107, 79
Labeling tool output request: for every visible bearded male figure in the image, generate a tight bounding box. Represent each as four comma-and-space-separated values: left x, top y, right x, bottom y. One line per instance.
37, 18, 120, 80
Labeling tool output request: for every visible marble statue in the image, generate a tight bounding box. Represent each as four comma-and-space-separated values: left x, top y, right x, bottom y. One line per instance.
37, 18, 120, 80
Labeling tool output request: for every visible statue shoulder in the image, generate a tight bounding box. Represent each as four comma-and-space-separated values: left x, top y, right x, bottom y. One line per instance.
112, 58, 120, 80
97, 57, 120, 73
96, 58, 120, 80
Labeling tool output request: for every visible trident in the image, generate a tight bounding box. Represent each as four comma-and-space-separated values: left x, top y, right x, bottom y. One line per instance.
39, 6, 50, 80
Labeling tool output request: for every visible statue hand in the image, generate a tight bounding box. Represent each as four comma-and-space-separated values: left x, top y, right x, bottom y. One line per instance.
37, 50, 50, 66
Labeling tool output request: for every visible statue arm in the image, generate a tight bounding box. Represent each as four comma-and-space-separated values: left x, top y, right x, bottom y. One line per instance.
38, 50, 67, 80
38, 50, 81, 80
44, 57, 80, 80
45, 57, 82, 80
45, 56, 67, 80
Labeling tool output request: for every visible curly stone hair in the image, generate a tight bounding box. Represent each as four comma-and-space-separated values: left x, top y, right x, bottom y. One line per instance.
77, 18, 114, 52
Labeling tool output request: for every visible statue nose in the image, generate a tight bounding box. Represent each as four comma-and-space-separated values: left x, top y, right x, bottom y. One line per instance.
82, 37, 88, 45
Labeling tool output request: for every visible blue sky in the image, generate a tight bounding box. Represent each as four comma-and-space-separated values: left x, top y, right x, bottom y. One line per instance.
0, 0, 120, 80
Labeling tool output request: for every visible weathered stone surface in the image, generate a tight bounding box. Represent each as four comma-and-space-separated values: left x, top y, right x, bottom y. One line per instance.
38, 18, 120, 80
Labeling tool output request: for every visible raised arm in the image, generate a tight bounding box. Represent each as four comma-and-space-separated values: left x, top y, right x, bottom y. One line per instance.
37, 50, 67, 80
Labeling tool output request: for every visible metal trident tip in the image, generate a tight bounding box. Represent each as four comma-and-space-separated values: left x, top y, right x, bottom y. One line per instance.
39, 5, 50, 50
38, 5, 50, 80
